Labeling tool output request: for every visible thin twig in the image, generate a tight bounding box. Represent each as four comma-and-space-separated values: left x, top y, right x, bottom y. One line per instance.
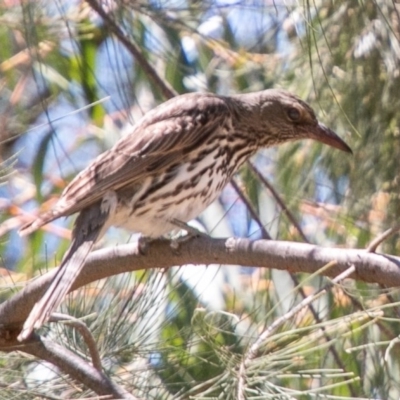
247, 161, 308, 242
367, 224, 400, 253
237, 264, 356, 400
230, 178, 272, 239
50, 313, 103, 372
85, 0, 177, 100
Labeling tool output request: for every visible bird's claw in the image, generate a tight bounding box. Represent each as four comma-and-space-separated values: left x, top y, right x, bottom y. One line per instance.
138, 235, 153, 255
169, 219, 208, 251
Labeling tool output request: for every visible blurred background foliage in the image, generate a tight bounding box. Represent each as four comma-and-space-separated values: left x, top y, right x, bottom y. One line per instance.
0, 0, 400, 398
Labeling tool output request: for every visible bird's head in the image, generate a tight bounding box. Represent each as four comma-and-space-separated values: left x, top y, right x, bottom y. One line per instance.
235, 89, 352, 153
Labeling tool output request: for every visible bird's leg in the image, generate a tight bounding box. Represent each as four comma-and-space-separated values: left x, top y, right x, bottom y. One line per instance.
170, 218, 209, 238
169, 219, 208, 250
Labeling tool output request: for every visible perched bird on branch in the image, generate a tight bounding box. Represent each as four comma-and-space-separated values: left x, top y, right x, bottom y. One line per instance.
18, 89, 352, 341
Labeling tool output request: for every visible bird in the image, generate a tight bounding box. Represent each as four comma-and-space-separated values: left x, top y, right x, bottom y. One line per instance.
17, 89, 352, 341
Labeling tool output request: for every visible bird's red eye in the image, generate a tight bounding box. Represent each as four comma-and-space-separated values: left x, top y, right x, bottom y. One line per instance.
287, 107, 301, 121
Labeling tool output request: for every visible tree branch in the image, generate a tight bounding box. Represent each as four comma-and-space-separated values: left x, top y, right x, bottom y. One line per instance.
0, 237, 399, 343
367, 223, 400, 252
85, 0, 177, 100
7, 334, 138, 399
50, 313, 103, 372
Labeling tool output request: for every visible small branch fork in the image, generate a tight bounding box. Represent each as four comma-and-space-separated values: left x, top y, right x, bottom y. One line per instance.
50, 313, 103, 372
367, 223, 400, 253
5, 313, 137, 398
9, 334, 139, 399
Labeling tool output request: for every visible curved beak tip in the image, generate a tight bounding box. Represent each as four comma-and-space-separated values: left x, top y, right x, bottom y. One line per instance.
313, 123, 352, 154
345, 145, 353, 155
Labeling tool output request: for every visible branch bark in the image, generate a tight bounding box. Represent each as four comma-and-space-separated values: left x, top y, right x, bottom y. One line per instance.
50, 313, 103, 372
0, 236, 399, 342
9, 335, 138, 399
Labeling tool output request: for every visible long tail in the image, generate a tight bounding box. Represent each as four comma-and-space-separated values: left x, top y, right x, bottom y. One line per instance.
18, 203, 108, 341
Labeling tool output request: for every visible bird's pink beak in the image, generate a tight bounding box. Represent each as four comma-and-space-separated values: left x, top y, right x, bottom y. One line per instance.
310, 123, 352, 154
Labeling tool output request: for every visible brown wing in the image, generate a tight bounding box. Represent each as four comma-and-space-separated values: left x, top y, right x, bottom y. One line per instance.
20, 93, 232, 235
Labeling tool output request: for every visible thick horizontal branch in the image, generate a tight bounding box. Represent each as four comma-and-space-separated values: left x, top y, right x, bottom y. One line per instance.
1, 237, 400, 344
